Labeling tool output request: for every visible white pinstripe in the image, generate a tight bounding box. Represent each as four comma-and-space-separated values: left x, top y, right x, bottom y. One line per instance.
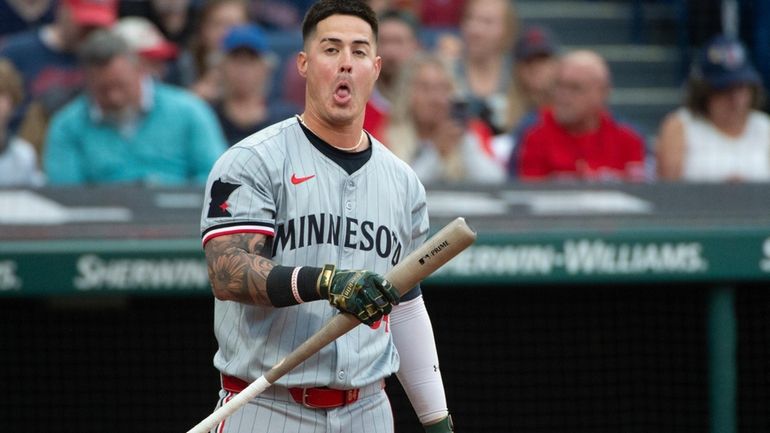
202, 117, 428, 433
214, 392, 235, 433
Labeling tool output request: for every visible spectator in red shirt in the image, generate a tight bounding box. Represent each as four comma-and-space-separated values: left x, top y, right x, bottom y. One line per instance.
511, 50, 647, 181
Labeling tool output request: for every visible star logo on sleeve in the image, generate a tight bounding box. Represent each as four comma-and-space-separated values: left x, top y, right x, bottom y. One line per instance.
207, 179, 241, 217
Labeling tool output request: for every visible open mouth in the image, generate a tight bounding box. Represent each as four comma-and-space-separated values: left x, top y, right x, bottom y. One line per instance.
334, 82, 352, 104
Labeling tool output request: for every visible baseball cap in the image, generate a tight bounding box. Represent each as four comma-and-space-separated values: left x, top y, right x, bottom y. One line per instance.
62, 0, 117, 27
114, 17, 179, 60
694, 34, 761, 90
221, 25, 270, 55
515, 25, 559, 61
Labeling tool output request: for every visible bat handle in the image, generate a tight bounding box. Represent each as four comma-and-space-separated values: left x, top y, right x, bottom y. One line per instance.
185, 314, 360, 433
186, 217, 476, 432
186, 376, 272, 433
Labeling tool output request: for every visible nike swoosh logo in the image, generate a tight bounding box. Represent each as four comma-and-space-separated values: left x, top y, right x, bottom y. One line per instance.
291, 174, 316, 185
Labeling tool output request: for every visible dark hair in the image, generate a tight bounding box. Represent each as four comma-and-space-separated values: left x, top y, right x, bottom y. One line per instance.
301, 0, 378, 43
684, 77, 765, 117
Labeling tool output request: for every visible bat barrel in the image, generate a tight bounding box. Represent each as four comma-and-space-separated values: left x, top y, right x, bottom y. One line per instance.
186, 217, 476, 432
268, 218, 476, 381
387, 217, 476, 295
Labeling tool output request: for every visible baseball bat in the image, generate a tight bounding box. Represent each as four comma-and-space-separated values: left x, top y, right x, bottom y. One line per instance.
186, 217, 476, 433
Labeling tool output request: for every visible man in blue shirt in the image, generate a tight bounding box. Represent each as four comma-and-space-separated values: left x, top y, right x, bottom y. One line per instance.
44, 29, 227, 186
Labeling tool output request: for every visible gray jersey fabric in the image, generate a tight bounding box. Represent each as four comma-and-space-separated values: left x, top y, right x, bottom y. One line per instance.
200, 116, 429, 390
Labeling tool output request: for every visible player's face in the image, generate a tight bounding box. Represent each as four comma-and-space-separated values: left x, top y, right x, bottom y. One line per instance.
298, 14, 381, 127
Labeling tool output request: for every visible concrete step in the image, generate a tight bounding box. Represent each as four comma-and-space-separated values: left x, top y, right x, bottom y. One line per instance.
517, 1, 675, 21
611, 87, 680, 107
610, 87, 680, 136
517, 1, 677, 45
611, 106, 669, 138
610, 87, 682, 136
564, 44, 684, 87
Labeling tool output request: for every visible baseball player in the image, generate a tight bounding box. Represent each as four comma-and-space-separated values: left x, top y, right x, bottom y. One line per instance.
199, 1, 454, 432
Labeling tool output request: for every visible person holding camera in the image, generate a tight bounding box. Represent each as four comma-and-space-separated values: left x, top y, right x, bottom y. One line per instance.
385, 53, 505, 184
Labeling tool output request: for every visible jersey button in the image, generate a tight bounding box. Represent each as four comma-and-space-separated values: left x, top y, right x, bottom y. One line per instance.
337, 370, 346, 380
347, 180, 355, 189
345, 201, 353, 211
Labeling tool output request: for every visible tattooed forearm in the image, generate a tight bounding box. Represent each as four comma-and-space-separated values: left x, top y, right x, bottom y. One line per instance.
205, 233, 276, 305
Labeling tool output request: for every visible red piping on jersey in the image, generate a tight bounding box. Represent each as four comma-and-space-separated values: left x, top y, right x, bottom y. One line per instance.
202, 228, 275, 248
216, 392, 234, 433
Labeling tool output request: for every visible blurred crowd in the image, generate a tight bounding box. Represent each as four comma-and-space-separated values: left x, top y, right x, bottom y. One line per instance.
1, 0, 768, 187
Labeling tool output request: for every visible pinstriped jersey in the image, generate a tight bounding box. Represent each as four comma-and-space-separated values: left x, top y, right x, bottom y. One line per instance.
200, 116, 430, 389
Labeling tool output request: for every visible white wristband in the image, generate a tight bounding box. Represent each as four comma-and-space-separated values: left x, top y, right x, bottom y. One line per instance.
290, 266, 303, 304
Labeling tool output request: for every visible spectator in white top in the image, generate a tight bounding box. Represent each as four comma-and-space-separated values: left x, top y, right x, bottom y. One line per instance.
656, 35, 770, 182
0, 59, 45, 187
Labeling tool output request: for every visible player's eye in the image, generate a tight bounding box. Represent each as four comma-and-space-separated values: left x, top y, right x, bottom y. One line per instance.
325, 47, 338, 54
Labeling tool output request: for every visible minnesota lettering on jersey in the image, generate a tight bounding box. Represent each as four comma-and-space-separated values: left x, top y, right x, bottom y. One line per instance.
272, 213, 403, 265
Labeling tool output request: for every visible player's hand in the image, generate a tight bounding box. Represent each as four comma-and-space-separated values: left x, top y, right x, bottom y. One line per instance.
316, 265, 400, 325
424, 415, 454, 433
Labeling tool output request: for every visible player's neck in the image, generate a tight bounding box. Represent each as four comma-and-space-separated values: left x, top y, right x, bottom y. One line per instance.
298, 113, 367, 152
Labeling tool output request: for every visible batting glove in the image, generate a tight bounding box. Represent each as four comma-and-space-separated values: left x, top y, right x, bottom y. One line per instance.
424, 415, 454, 433
317, 264, 400, 326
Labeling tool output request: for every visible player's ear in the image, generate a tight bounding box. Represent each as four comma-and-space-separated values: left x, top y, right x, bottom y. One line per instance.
297, 51, 308, 78
373, 55, 382, 80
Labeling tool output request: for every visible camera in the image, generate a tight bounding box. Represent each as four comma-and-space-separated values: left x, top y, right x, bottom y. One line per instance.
449, 99, 470, 124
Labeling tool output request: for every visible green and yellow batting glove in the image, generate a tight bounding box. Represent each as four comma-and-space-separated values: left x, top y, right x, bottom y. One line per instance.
317, 264, 400, 326
424, 415, 454, 433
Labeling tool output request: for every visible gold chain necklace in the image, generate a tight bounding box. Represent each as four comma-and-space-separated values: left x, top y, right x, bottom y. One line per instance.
298, 115, 366, 152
